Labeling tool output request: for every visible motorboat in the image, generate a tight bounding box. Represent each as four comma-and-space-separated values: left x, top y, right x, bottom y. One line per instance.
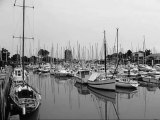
74, 68, 91, 83
51, 68, 74, 77
116, 77, 139, 89
142, 75, 159, 84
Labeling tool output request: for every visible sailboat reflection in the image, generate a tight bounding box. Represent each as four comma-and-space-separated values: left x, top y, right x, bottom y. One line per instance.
54, 75, 73, 80
144, 83, 158, 92
88, 86, 119, 120
9, 106, 40, 120
139, 82, 158, 92
19, 106, 40, 120
54, 76, 71, 85
116, 87, 138, 99
74, 82, 90, 95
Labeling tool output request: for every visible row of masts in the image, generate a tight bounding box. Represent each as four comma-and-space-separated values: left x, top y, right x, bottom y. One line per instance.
16, 36, 147, 67
14, 0, 147, 67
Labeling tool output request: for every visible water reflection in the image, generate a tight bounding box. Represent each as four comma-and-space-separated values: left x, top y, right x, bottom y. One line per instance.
19, 107, 40, 120
74, 82, 90, 95
116, 87, 138, 99
9, 106, 40, 120
140, 83, 159, 92
88, 86, 119, 120
4, 72, 160, 119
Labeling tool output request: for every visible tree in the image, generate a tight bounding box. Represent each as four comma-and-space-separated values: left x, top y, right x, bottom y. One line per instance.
23, 56, 29, 64
126, 50, 132, 59
38, 49, 49, 58
10, 54, 20, 62
145, 49, 151, 56
30, 56, 37, 64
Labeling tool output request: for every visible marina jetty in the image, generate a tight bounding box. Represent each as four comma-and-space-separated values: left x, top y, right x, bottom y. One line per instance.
0, 66, 13, 120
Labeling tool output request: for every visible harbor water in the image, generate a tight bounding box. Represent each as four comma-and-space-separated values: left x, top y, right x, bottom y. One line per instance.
1, 71, 159, 120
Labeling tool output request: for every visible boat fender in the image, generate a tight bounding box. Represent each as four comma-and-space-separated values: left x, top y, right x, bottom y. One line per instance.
10, 103, 13, 110
22, 106, 26, 115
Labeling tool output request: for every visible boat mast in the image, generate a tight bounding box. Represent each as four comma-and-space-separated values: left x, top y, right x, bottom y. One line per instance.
117, 28, 119, 66
112, 28, 119, 78
143, 36, 146, 65
22, 0, 25, 81
104, 30, 107, 76
21, 0, 34, 80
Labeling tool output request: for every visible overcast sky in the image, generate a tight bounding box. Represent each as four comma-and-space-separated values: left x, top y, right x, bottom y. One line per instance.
0, 0, 160, 57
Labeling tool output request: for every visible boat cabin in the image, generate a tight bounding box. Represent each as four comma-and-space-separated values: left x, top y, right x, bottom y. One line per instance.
12, 67, 28, 84
16, 86, 35, 99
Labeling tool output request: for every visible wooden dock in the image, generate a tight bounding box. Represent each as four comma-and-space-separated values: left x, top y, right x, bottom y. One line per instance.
0, 66, 13, 120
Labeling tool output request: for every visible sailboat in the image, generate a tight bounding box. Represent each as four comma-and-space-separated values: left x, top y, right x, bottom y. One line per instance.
115, 28, 139, 89
9, 0, 41, 115
87, 30, 115, 91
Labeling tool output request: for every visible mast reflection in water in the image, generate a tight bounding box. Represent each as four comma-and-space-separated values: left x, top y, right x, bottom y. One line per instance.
4, 73, 160, 119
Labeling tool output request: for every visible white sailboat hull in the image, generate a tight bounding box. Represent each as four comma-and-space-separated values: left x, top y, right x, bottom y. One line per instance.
116, 82, 138, 88
116, 78, 139, 88
87, 79, 115, 91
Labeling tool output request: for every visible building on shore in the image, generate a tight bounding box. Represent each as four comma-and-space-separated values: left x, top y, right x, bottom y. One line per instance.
64, 49, 72, 62
146, 53, 160, 65
132, 51, 144, 64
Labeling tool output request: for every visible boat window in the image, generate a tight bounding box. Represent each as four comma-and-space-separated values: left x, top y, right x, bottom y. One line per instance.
18, 71, 21, 76
100, 68, 104, 70
18, 90, 33, 98
85, 71, 89, 75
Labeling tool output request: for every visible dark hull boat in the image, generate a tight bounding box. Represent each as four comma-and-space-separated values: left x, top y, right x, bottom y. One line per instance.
9, 82, 41, 115
9, 0, 42, 116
